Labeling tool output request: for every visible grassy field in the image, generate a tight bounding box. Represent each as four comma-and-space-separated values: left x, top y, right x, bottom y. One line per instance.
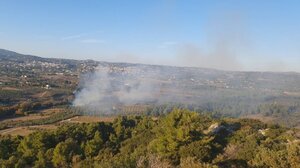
0, 108, 116, 136
0, 124, 57, 136
61, 116, 116, 123
0, 115, 116, 136
0, 108, 65, 122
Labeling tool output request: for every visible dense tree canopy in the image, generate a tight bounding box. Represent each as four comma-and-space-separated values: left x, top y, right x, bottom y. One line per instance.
0, 109, 299, 167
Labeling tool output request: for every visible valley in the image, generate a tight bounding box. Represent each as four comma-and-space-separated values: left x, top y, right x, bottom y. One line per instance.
1, 48, 300, 134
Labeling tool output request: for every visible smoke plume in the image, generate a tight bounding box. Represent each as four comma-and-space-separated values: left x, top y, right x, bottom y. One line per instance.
73, 65, 178, 114
175, 12, 248, 71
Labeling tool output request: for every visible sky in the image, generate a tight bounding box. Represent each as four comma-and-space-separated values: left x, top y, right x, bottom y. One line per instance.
0, 0, 300, 72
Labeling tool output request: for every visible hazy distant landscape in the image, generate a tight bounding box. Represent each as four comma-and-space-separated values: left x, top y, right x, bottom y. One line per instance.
1, 49, 300, 128
1, 1, 300, 167
0, 49, 300, 167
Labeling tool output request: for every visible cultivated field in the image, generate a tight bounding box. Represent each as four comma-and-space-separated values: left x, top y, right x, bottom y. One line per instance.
61, 116, 116, 123
0, 124, 57, 136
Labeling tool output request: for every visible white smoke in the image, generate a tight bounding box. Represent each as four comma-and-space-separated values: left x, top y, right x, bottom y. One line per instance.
73, 65, 170, 114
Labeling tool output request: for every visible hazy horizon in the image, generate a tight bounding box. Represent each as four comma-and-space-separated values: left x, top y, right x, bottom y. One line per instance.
0, 1, 300, 72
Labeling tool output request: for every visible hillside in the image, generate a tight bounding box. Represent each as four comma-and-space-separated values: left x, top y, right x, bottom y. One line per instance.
1, 49, 300, 128
0, 109, 299, 167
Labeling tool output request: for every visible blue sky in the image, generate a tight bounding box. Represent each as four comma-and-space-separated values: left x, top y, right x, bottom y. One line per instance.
0, 0, 299, 72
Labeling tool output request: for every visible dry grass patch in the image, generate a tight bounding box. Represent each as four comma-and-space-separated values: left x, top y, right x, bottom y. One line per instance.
62, 116, 115, 123
0, 124, 57, 136
243, 114, 275, 123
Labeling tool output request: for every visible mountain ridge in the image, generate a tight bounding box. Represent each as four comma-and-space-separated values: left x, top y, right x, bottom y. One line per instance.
1, 48, 299, 74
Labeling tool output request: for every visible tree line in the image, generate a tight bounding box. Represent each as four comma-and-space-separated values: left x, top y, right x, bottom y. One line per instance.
0, 109, 299, 167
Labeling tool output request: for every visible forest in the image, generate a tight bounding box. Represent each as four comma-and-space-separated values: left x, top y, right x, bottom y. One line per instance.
0, 109, 299, 168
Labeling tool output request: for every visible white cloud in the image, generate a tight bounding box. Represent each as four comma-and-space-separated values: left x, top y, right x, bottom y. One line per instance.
61, 31, 104, 41
61, 33, 86, 41
36, 35, 55, 40
158, 41, 178, 48
80, 39, 105, 44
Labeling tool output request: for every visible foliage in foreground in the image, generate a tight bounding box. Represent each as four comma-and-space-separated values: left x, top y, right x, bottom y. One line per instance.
0, 109, 299, 168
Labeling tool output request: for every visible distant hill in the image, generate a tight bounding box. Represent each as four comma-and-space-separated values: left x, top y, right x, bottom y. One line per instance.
0, 48, 98, 73
0, 48, 81, 66
0, 49, 44, 61
1, 48, 300, 127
